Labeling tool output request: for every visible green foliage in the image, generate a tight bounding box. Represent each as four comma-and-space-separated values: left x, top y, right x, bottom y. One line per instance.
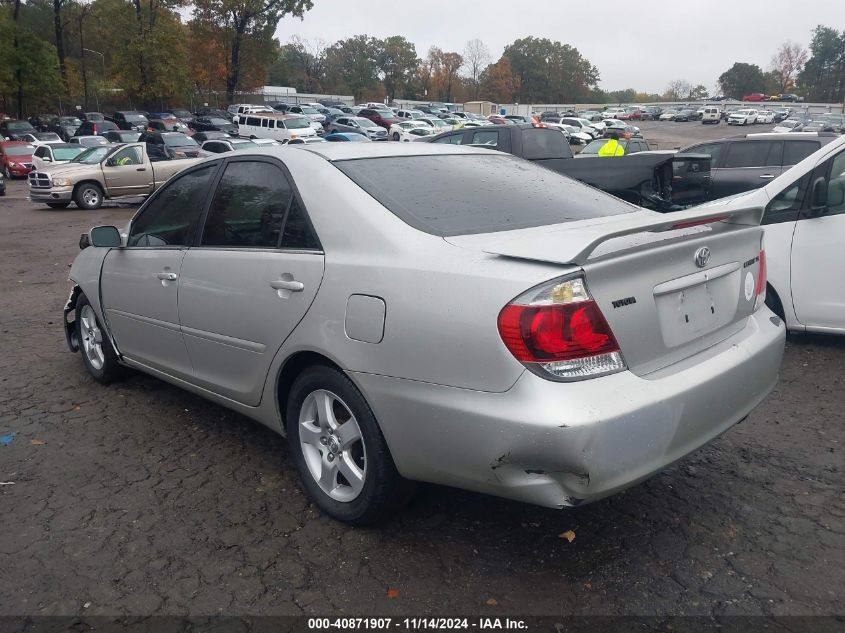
0, 12, 63, 113
718, 62, 766, 99
797, 26, 845, 102
502, 36, 598, 103
324, 35, 380, 100
376, 36, 418, 100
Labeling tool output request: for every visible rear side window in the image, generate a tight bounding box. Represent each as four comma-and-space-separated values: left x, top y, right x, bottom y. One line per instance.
723, 142, 781, 168
202, 161, 292, 248
783, 141, 820, 166
201, 160, 321, 249
522, 128, 572, 160
335, 154, 635, 237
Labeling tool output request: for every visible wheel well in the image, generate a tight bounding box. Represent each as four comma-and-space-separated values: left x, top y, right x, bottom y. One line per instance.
766, 282, 786, 320
277, 351, 342, 429
73, 180, 103, 196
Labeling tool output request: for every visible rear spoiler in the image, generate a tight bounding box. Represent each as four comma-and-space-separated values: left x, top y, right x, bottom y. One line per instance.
446, 203, 764, 267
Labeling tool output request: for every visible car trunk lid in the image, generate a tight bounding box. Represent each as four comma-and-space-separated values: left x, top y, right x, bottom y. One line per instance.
446, 204, 765, 376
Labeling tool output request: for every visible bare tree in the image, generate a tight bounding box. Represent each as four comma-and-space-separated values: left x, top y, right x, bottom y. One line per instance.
664, 79, 691, 101
462, 38, 490, 100
771, 41, 808, 92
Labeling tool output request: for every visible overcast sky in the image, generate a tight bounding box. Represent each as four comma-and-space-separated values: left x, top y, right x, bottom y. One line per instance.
275, 0, 837, 94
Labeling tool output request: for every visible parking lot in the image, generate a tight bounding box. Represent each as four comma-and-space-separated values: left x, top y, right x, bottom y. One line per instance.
1, 118, 843, 620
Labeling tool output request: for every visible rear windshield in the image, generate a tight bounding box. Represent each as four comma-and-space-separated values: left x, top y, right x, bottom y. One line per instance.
335, 154, 634, 236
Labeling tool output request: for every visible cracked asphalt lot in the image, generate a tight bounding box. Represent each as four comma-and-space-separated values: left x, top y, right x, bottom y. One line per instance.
0, 179, 843, 618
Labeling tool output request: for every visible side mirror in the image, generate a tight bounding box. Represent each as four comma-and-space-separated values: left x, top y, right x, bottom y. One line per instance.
43, 156, 52, 162
807, 176, 828, 217
89, 225, 122, 247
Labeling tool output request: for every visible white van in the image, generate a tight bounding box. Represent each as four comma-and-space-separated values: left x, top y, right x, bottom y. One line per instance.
236, 113, 318, 142
701, 107, 721, 124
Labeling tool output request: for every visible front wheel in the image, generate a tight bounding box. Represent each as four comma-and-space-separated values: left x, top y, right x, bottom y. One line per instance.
74, 183, 103, 210
286, 365, 414, 525
76, 294, 125, 383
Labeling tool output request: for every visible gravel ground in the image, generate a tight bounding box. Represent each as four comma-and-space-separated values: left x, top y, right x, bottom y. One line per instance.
0, 170, 843, 620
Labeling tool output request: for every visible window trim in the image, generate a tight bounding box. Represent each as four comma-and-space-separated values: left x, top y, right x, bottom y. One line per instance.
192, 155, 323, 253
125, 160, 223, 250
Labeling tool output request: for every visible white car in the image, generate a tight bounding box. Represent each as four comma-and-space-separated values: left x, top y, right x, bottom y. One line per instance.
31, 143, 86, 170
418, 117, 452, 134
603, 108, 627, 119
396, 109, 426, 120
695, 134, 845, 333
757, 110, 775, 124
388, 121, 437, 142
659, 110, 680, 121
558, 118, 600, 138
20, 132, 64, 145
543, 122, 592, 145
728, 109, 759, 125
772, 119, 803, 133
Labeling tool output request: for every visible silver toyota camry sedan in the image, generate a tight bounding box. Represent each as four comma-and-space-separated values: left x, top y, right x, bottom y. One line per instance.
64, 143, 785, 524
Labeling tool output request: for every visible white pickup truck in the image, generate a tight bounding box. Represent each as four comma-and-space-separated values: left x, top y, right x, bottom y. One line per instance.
28, 142, 198, 209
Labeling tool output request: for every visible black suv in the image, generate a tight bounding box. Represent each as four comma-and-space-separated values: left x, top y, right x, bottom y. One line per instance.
682, 132, 838, 201
109, 111, 149, 131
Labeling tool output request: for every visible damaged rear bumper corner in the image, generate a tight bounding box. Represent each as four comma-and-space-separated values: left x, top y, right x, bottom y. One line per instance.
349, 309, 784, 509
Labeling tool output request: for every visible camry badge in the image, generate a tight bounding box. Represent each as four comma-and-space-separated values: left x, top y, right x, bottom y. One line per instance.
694, 247, 711, 268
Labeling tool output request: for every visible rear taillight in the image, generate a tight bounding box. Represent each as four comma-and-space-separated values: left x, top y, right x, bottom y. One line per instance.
755, 250, 766, 310
497, 275, 626, 381
91, 123, 97, 134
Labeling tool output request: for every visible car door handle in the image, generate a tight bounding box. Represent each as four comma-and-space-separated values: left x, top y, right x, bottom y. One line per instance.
270, 279, 304, 292
136, 167, 147, 171
156, 272, 178, 281
759, 174, 775, 179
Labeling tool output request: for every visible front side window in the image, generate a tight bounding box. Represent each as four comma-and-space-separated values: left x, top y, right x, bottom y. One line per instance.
202, 161, 293, 248
128, 165, 215, 247
522, 128, 571, 160
471, 130, 499, 146
765, 173, 811, 221
433, 133, 463, 145
111, 146, 143, 166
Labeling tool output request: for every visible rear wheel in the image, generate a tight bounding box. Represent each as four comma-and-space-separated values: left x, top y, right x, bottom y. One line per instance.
286, 365, 414, 525
393, 132, 401, 141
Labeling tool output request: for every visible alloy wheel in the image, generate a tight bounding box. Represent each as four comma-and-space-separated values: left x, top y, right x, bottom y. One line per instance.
79, 304, 105, 370
298, 389, 367, 502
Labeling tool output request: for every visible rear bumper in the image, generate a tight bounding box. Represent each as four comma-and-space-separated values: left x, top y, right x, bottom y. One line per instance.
30, 187, 73, 203
351, 309, 785, 509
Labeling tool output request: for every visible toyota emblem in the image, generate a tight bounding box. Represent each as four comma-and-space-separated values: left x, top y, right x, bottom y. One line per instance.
694, 247, 711, 268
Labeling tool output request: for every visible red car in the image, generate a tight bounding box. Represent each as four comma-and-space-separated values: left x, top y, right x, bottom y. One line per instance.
742, 93, 767, 102
357, 108, 401, 130
487, 115, 510, 125
0, 140, 35, 179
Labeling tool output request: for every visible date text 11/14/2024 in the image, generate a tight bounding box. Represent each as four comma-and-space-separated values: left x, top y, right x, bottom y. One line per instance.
307, 617, 529, 630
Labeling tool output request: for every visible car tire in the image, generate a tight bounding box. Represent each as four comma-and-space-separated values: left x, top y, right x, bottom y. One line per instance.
393, 132, 401, 141
74, 183, 103, 210
75, 293, 125, 384
4, 166, 11, 179
46, 202, 70, 209
286, 365, 415, 525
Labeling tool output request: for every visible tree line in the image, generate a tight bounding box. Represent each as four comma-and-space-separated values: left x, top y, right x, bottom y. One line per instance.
1, 0, 843, 119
